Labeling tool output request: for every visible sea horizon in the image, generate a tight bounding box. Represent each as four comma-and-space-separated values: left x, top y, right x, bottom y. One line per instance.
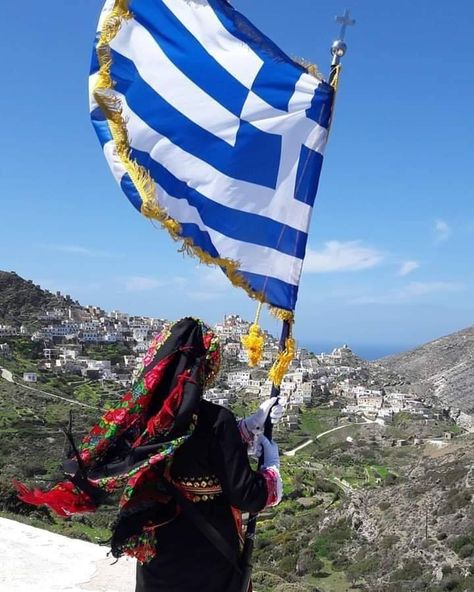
301, 341, 412, 361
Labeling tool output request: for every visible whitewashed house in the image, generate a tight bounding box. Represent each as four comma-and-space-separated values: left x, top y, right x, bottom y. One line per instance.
227, 370, 251, 388
23, 372, 38, 383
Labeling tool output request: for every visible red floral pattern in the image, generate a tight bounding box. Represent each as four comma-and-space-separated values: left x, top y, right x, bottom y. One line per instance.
15, 318, 220, 563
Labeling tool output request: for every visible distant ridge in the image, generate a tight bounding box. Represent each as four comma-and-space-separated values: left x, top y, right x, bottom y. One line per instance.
376, 325, 474, 419
0, 271, 77, 328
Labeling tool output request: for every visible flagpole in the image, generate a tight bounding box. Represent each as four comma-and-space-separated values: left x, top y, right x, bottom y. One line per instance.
239, 320, 290, 592
239, 12, 355, 592
329, 9, 355, 90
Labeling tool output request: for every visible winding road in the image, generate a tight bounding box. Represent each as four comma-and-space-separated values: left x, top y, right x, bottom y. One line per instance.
284, 417, 376, 456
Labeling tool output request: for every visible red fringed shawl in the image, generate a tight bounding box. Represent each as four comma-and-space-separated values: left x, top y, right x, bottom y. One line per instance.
15, 318, 221, 562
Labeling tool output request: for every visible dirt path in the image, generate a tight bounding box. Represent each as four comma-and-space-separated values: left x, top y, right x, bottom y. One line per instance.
0, 367, 97, 410
285, 420, 377, 456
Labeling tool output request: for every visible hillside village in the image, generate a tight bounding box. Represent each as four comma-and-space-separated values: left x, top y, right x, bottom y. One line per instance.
2, 273, 474, 592
0, 292, 463, 436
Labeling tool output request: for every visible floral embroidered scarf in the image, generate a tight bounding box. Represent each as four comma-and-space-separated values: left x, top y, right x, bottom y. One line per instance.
15, 317, 220, 563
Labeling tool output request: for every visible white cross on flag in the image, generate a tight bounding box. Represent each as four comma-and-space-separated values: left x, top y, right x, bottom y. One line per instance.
90, 0, 334, 314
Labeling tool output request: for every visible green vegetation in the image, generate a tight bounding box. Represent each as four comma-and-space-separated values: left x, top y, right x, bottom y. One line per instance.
0, 274, 472, 592
0, 271, 74, 328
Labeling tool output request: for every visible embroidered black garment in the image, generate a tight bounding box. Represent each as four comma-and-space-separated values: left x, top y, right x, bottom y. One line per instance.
135, 400, 268, 592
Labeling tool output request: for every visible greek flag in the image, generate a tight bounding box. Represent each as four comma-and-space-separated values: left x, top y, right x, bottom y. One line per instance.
90, 0, 334, 313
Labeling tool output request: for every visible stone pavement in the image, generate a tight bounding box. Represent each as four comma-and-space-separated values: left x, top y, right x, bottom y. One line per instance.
0, 518, 135, 592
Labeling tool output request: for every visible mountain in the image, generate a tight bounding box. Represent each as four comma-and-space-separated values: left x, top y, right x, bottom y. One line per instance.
376, 326, 474, 425
0, 271, 77, 328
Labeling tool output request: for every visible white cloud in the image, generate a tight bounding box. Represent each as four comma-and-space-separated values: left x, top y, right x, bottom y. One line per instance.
41, 244, 113, 257
434, 219, 452, 243
199, 267, 230, 291
188, 267, 232, 301
352, 281, 464, 305
123, 276, 187, 292
304, 241, 384, 273
398, 260, 420, 276
399, 281, 463, 298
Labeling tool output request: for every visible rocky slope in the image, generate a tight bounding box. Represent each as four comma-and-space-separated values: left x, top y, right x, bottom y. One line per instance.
0, 271, 76, 328
324, 435, 474, 592
375, 326, 474, 421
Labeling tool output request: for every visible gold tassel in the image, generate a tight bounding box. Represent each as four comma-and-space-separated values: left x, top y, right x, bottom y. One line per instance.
269, 334, 296, 387
241, 303, 264, 367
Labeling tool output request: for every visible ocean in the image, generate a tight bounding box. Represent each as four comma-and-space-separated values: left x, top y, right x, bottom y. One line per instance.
301, 342, 410, 361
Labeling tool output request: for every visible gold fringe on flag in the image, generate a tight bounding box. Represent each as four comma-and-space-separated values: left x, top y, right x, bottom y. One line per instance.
268, 306, 295, 322
92, 0, 279, 311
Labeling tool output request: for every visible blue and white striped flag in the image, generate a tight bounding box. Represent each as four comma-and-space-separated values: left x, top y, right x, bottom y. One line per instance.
90, 0, 334, 314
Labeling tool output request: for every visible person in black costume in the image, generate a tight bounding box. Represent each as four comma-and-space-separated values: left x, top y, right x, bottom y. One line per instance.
136, 395, 281, 592
16, 317, 282, 592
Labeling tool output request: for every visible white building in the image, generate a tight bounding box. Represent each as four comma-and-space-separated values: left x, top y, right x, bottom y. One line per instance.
227, 370, 251, 388
38, 309, 64, 321
357, 394, 383, 414
123, 355, 138, 368
259, 380, 273, 398
23, 372, 38, 383
80, 322, 101, 332
294, 381, 314, 405
102, 332, 121, 343
0, 343, 11, 357
84, 360, 112, 372
80, 332, 101, 342
223, 343, 240, 357
134, 342, 150, 354
0, 325, 19, 337
111, 311, 130, 323
40, 324, 79, 339
132, 328, 149, 342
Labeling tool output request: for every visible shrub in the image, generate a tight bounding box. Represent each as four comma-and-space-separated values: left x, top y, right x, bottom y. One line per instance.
451, 534, 474, 556
440, 574, 463, 591
381, 534, 399, 549
296, 548, 324, 576
311, 519, 353, 560
383, 473, 398, 486
458, 544, 474, 559
391, 558, 425, 582
274, 584, 312, 592
252, 570, 285, 589
278, 554, 297, 574
346, 554, 380, 580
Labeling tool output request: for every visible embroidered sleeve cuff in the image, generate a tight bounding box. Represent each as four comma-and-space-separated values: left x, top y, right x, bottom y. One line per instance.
237, 419, 254, 445
261, 466, 282, 508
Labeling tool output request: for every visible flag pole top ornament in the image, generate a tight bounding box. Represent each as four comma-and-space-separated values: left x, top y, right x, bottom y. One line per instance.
331, 9, 356, 65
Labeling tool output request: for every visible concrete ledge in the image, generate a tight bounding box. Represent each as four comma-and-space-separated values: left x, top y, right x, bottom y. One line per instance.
0, 518, 135, 592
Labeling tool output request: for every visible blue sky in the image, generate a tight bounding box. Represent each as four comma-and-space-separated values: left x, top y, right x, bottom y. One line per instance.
1, 0, 473, 356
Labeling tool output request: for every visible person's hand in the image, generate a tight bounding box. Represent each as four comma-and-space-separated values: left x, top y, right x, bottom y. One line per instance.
259, 436, 280, 469
242, 397, 284, 437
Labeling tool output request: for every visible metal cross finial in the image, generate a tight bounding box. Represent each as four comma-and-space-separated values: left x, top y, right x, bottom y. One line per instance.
336, 9, 356, 43
330, 8, 356, 70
